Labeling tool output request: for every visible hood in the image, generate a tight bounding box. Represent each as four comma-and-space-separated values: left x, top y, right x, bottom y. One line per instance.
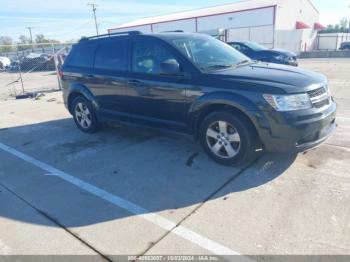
208, 62, 326, 94
262, 49, 297, 57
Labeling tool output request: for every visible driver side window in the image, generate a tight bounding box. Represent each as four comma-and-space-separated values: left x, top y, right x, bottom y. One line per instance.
232, 43, 249, 54
132, 40, 177, 74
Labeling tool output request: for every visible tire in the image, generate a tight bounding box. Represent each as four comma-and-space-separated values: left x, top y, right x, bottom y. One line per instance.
71, 96, 99, 133
199, 111, 258, 165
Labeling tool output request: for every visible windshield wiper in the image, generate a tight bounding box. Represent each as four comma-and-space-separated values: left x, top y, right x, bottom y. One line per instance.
235, 59, 254, 67
202, 64, 234, 71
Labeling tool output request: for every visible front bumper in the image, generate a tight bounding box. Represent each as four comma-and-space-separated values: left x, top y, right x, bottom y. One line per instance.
286, 60, 298, 67
258, 99, 337, 152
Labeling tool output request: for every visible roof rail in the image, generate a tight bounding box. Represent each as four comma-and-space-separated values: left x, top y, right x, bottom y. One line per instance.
79, 31, 142, 42
160, 30, 184, 33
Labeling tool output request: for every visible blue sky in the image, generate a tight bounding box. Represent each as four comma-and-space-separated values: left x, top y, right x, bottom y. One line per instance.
0, 0, 349, 42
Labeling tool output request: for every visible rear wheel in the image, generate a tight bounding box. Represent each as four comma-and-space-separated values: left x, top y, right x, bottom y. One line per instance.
200, 111, 258, 165
72, 96, 99, 133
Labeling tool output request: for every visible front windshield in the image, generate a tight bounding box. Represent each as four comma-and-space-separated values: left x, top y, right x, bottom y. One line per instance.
244, 42, 268, 51
168, 35, 250, 71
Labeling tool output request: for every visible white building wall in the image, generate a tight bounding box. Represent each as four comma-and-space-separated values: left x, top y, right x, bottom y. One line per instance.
108, 0, 318, 53
274, 0, 319, 52
152, 19, 196, 33
198, 6, 275, 47
109, 25, 152, 34
197, 7, 274, 31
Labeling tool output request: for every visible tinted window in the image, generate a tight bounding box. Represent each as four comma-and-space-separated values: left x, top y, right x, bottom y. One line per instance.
95, 40, 128, 71
66, 43, 96, 68
132, 40, 177, 74
243, 42, 267, 51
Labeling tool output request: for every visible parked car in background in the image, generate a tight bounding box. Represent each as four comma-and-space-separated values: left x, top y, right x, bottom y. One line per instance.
228, 41, 298, 66
60, 32, 336, 165
339, 42, 350, 51
0, 56, 11, 70
8, 60, 20, 72
20, 53, 56, 71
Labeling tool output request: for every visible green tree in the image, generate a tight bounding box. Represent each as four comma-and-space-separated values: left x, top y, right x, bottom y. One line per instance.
35, 34, 46, 43
0, 36, 14, 52
17, 35, 32, 51
320, 18, 349, 33
18, 35, 30, 44
339, 17, 348, 30
35, 34, 60, 44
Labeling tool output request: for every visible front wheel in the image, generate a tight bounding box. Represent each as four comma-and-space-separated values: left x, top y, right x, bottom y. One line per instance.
72, 96, 99, 133
199, 111, 258, 165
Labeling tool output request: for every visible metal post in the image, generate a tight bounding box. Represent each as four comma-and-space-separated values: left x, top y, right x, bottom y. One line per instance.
16, 46, 25, 94
348, 5, 350, 33
52, 43, 62, 90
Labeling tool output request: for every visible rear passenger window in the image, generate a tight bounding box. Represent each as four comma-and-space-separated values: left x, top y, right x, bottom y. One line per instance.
94, 40, 128, 71
66, 43, 96, 68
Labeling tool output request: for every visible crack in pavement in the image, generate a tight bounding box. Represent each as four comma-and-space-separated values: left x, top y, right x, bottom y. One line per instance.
137, 156, 262, 260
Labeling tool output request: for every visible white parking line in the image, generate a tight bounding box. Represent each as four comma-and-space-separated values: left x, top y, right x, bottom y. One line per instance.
0, 142, 248, 259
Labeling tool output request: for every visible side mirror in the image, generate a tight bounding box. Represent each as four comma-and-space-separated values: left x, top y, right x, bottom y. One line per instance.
160, 59, 180, 75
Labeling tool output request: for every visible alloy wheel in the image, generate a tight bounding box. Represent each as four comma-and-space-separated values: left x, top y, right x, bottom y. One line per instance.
75, 102, 92, 129
206, 120, 241, 158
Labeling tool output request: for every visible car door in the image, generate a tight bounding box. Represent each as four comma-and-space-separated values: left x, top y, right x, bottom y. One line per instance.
88, 38, 130, 114
126, 37, 191, 127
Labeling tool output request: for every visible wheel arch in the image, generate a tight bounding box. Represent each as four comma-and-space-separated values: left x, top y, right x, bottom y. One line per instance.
67, 83, 99, 114
188, 92, 267, 141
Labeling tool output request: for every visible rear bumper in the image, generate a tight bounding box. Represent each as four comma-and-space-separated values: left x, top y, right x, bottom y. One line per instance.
258, 99, 337, 152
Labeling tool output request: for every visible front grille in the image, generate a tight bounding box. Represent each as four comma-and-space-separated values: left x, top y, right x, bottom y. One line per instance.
307, 86, 329, 109
314, 99, 330, 108
308, 87, 326, 98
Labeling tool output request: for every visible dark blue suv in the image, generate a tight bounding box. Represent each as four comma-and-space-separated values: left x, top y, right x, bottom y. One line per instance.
60, 31, 336, 165
228, 41, 298, 66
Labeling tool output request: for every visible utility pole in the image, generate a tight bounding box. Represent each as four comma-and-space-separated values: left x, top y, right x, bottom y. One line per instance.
25, 27, 34, 43
25, 27, 34, 51
88, 3, 99, 35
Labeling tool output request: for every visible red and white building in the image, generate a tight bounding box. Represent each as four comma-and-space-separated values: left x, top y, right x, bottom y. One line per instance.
108, 0, 324, 53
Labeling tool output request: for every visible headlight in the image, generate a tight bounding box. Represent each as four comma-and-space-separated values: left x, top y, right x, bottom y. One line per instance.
324, 83, 331, 96
273, 55, 286, 61
263, 94, 312, 111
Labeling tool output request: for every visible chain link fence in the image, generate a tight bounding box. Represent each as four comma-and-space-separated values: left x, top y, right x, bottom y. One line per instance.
0, 42, 75, 100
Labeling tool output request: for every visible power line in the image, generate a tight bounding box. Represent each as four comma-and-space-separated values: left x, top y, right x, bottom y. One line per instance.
88, 3, 99, 35
44, 19, 94, 38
